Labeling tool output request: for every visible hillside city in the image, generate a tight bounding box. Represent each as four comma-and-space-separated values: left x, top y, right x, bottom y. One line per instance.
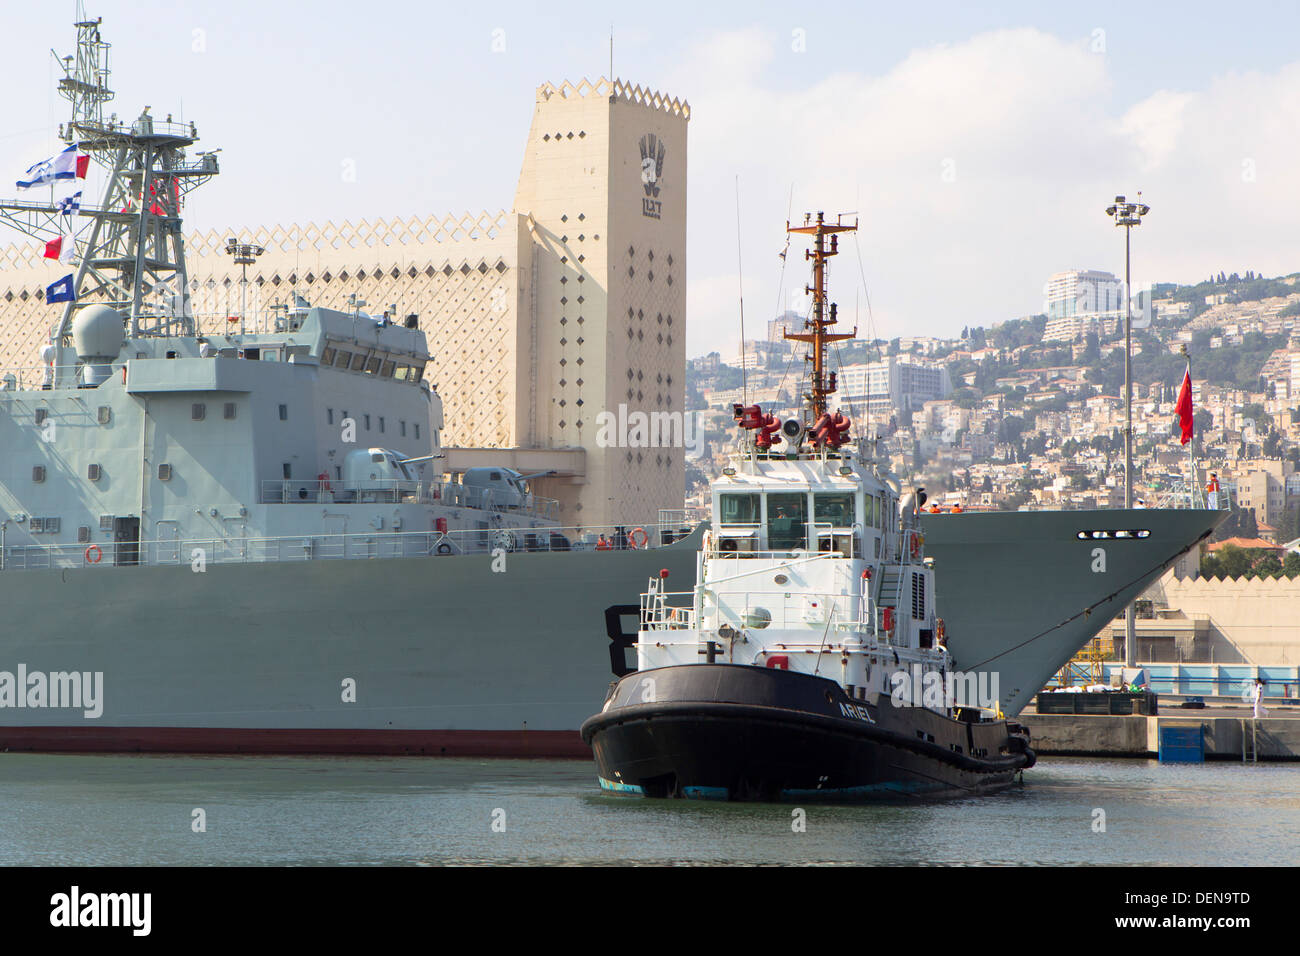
685, 268, 1300, 576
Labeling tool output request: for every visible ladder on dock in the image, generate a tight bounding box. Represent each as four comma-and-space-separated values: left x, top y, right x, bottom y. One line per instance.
1242, 719, 1258, 763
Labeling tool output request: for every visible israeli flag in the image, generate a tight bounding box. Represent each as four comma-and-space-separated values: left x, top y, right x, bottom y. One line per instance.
17, 144, 80, 190
58, 191, 82, 215
45, 274, 76, 304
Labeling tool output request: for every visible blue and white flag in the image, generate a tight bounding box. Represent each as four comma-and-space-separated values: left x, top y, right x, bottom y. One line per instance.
57, 191, 82, 215
45, 274, 76, 304
16, 144, 87, 190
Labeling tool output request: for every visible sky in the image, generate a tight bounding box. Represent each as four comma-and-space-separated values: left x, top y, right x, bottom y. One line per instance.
3, 0, 1300, 358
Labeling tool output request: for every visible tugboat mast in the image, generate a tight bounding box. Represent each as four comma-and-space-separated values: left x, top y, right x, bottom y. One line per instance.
784, 211, 858, 420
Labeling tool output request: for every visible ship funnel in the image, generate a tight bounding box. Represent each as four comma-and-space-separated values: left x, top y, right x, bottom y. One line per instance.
71, 305, 126, 387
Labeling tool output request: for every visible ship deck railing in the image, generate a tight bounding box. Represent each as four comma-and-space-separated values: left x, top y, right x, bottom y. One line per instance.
258, 478, 560, 520
641, 586, 890, 642
0, 521, 698, 572
0, 363, 84, 391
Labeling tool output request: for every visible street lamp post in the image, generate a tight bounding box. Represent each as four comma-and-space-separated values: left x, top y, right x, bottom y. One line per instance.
1105, 193, 1150, 669
224, 238, 266, 335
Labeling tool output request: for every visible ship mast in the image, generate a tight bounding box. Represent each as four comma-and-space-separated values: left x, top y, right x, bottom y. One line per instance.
784, 212, 857, 420
0, 9, 220, 387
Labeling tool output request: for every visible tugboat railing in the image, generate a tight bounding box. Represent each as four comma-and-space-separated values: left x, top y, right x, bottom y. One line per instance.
641, 585, 876, 635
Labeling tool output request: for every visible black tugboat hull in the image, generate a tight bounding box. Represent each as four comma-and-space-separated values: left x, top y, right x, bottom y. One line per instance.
579, 664, 1035, 801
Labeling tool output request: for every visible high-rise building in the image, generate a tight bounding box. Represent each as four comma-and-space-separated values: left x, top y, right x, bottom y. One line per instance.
1043, 269, 1124, 342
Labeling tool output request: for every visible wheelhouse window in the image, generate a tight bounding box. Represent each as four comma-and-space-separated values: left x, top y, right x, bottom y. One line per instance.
349, 352, 368, 371
322, 346, 336, 366
864, 494, 878, 529
766, 492, 808, 550
334, 350, 352, 369
814, 492, 855, 528
718, 493, 760, 525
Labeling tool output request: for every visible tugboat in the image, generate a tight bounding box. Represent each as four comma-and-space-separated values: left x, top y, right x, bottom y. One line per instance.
580, 213, 1036, 800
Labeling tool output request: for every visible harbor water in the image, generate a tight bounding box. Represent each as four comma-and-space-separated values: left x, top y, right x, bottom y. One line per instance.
0, 753, 1295, 866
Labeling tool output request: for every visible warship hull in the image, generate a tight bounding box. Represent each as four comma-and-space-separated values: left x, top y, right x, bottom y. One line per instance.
580, 665, 1035, 800
0, 508, 1221, 755
921, 506, 1225, 715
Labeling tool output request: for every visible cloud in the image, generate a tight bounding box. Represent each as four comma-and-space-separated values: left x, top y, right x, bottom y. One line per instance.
681, 27, 1300, 357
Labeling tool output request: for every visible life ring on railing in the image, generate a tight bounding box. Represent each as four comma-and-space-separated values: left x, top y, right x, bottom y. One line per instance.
85, 544, 103, 564
317, 472, 331, 492
628, 527, 649, 550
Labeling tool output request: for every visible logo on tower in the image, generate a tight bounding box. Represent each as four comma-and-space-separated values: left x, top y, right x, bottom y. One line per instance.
638, 133, 665, 220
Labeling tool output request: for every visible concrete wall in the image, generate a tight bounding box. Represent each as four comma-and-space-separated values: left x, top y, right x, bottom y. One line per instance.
1148, 570, 1300, 665
1022, 714, 1300, 760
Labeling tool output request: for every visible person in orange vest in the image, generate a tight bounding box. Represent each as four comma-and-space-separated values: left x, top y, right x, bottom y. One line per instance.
1206, 472, 1220, 510
595, 534, 612, 551
951, 503, 963, 513
928, 503, 941, 513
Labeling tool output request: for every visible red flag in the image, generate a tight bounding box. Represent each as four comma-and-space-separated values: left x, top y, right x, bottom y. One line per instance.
1175, 365, 1193, 445
75, 154, 89, 178
43, 236, 63, 260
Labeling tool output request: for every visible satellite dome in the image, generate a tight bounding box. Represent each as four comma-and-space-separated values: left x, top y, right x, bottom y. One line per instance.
71, 305, 125, 361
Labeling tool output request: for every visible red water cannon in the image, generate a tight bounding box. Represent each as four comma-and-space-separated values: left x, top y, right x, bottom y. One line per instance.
755, 412, 781, 449
733, 403, 763, 430
810, 411, 853, 449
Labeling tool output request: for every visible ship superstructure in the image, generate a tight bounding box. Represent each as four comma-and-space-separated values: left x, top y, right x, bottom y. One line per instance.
0, 14, 561, 570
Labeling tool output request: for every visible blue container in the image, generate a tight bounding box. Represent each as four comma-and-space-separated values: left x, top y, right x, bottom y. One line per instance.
1158, 724, 1204, 764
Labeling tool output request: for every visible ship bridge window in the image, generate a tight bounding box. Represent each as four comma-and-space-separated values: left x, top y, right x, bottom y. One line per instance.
262, 348, 281, 362
364, 356, 381, 375
322, 347, 336, 366
349, 352, 368, 371
864, 494, 879, 529
814, 492, 855, 528
394, 365, 413, 382
718, 493, 760, 526
334, 350, 352, 369
766, 492, 808, 551
381, 360, 396, 378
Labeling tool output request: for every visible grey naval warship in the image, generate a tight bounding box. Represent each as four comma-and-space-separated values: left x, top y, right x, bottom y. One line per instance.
0, 15, 1224, 756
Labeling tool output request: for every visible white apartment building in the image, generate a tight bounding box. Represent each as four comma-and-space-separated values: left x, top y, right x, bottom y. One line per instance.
1043, 269, 1125, 342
